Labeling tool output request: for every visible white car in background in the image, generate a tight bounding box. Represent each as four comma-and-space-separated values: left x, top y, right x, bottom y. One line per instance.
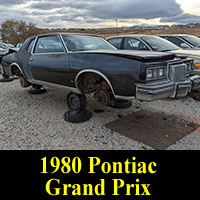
0, 44, 9, 57
0, 43, 9, 74
0, 43, 20, 74
159, 34, 200, 50
107, 35, 200, 74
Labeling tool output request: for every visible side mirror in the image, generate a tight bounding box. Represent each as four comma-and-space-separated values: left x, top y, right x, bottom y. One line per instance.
180, 43, 190, 49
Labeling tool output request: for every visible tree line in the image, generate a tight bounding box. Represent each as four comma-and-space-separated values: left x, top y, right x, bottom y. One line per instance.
0, 19, 42, 45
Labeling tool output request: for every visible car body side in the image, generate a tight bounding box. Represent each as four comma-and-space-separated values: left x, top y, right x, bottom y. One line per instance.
2, 33, 195, 101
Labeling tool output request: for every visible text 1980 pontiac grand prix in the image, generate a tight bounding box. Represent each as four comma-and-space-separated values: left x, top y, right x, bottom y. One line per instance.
1, 33, 200, 122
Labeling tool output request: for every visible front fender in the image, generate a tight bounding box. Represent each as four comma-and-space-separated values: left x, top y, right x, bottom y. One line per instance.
70, 53, 142, 97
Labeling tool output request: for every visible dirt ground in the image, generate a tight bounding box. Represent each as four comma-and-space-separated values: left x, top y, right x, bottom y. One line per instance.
1, 79, 200, 150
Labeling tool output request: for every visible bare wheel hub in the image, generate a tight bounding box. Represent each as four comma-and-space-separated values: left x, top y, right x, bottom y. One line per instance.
93, 90, 111, 106
20, 76, 30, 88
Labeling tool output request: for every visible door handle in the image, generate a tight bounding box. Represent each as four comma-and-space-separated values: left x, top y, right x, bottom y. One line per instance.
29, 58, 34, 61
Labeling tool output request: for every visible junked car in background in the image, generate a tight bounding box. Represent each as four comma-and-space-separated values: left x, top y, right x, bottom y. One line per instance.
0, 43, 9, 78
8, 43, 23, 54
0, 43, 9, 61
107, 35, 200, 75
159, 34, 200, 50
0, 42, 21, 81
1, 33, 200, 122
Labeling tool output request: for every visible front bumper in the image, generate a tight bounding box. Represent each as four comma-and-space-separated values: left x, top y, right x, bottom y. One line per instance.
136, 75, 200, 101
189, 75, 200, 90
191, 68, 200, 76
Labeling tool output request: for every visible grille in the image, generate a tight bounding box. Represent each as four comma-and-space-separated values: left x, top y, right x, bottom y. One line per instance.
169, 64, 186, 82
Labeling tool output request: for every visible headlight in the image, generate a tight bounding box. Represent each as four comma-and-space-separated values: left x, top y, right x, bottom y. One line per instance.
159, 68, 164, 76
147, 69, 153, 79
192, 58, 200, 68
146, 66, 167, 81
186, 62, 194, 72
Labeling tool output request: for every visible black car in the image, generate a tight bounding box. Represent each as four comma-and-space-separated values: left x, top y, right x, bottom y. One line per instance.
1, 33, 199, 122
159, 34, 200, 50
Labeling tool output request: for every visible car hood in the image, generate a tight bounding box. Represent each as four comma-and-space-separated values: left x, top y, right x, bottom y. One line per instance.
76, 50, 176, 62
170, 49, 200, 58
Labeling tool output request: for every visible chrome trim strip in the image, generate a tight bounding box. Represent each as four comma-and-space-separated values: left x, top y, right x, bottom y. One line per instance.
27, 79, 81, 94
9, 63, 26, 77
31, 36, 38, 54
59, 34, 70, 52
138, 38, 154, 51
31, 52, 67, 56
114, 95, 135, 100
75, 69, 116, 96
57, 34, 67, 53
29, 77, 135, 100
29, 37, 36, 54
177, 36, 193, 48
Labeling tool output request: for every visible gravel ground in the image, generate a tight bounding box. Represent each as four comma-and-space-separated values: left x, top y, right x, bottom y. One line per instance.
0, 79, 200, 150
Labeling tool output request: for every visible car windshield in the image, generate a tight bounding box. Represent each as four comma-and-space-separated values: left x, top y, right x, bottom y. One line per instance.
62, 35, 116, 52
142, 36, 180, 52
180, 35, 200, 47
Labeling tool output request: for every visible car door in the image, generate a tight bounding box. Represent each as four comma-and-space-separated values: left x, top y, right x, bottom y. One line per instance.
20, 38, 36, 78
28, 35, 71, 87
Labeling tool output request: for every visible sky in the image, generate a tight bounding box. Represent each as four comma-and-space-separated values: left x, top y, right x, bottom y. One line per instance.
0, 0, 200, 29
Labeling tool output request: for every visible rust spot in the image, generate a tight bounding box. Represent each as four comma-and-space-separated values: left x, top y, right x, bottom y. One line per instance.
185, 118, 200, 134
185, 118, 200, 124
195, 128, 200, 134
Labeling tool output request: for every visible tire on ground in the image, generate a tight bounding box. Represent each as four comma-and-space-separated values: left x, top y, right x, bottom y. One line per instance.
64, 110, 92, 123
110, 100, 132, 109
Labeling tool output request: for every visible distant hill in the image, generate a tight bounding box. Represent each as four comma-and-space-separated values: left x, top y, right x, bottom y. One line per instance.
39, 23, 200, 39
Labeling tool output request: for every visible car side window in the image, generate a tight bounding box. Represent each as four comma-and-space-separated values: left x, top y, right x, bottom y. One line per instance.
27, 39, 35, 53
165, 37, 184, 47
124, 38, 149, 50
34, 35, 65, 53
107, 38, 123, 49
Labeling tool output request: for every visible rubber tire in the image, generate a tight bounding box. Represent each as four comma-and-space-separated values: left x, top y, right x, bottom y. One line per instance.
67, 93, 87, 112
64, 110, 92, 123
0, 74, 13, 82
110, 100, 132, 109
28, 85, 47, 95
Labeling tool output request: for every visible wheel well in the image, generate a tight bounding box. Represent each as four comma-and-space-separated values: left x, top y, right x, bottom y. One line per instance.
10, 64, 22, 76
76, 72, 114, 95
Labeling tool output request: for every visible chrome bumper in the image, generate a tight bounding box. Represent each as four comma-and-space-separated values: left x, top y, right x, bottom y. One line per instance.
189, 75, 200, 90
191, 68, 200, 76
136, 80, 192, 102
